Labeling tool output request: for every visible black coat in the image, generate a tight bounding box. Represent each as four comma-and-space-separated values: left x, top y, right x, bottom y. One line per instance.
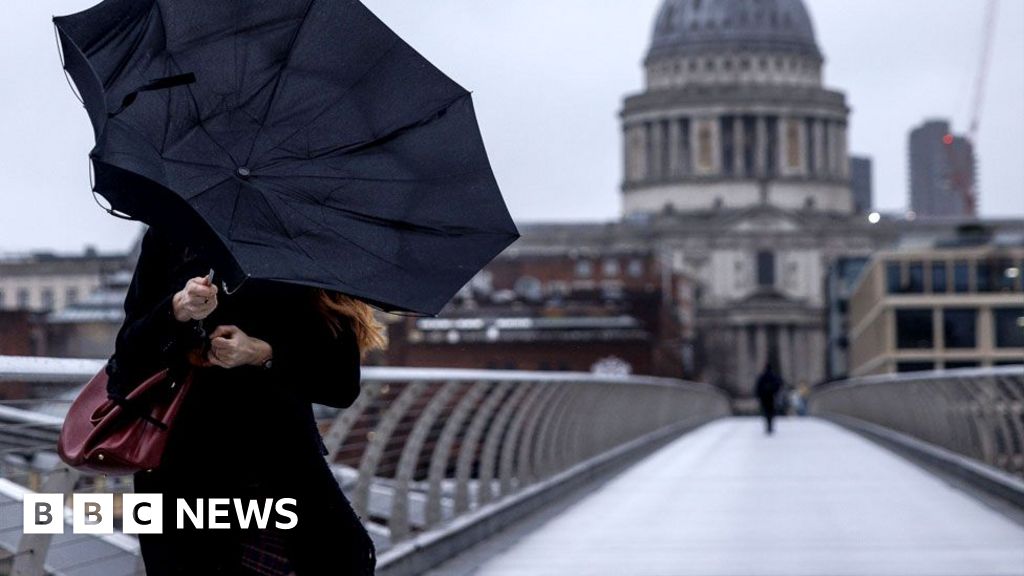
107, 226, 376, 575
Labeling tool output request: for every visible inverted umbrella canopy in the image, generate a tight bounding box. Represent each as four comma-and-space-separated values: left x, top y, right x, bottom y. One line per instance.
54, 0, 519, 316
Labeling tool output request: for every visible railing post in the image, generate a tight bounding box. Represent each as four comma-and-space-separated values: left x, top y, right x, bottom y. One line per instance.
353, 381, 428, 519
425, 381, 488, 527
13, 466, 80, 576
389, 380, 461, 541
454, 382, 513, 513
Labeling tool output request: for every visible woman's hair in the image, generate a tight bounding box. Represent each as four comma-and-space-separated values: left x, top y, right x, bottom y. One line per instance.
312, 289, 388, 357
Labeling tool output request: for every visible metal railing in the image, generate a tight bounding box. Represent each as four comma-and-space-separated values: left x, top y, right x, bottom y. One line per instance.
0, 356, 730, 575
808, 366, 1024, 479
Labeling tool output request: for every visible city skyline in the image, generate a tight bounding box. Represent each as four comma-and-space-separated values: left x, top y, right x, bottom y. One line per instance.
0, 0, 1022, 254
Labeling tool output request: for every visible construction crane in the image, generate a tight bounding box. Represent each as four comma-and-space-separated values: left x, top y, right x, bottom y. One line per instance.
947, 0, 999, 216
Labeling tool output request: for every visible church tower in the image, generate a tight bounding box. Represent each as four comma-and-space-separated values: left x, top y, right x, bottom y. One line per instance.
621, 0, 853, 216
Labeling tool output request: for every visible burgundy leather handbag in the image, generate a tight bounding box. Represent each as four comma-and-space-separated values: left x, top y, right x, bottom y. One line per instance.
58, 364, 194, 475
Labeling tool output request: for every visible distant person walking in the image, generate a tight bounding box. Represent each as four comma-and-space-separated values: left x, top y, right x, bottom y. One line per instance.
755, 363, 783, 435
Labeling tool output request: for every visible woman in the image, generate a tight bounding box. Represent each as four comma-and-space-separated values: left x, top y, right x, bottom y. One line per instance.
106, 225, 385, 575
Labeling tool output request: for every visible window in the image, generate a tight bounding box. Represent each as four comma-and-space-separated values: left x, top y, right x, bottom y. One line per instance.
896, 309, 934, 349
602, 259, 620, 277
886, 263, 902, 294
931, 262, 948, 293
0, 289, 4, 308
897, 362, 934, 373
575, 259, 593, 278
627, 259, 644, 278
17, 288, 30, 308
995, 259, 1017, 292
993, 308, 1024, 348
976, 262, 994, 293
757, 252, 776, 288
66, 287, 79, 305
907, 262, 924, 293
953, 261, 970, 293
944, 361, 979, 370
41, 288, 55, 310
943, 309, 977, 349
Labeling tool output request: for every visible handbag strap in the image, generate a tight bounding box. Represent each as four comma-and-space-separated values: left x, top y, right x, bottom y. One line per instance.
106, 392, 170, 431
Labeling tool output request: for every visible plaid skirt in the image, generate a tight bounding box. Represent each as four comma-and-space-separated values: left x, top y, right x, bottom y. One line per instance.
238, 526, 295, 576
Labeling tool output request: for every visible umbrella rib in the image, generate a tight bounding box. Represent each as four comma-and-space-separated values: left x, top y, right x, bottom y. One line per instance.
251, 189, 379, 292
166, 52, 240, 167
242, 0, 318, 166
263, 183, 414, 273
249, 39, 402, 167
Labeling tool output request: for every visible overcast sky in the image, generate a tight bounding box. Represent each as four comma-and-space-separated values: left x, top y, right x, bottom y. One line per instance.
1, 0, 1021, 255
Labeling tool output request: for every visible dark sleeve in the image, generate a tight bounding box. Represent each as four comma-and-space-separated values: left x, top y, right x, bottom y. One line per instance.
105, 228, 201, 397
260, 290, 363, 409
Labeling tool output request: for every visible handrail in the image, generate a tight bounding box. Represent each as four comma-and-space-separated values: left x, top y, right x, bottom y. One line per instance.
809, 365, 1024, 480
0, 355, 731, 575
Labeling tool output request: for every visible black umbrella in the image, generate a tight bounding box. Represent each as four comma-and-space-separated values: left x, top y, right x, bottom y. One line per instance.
54, 0, 519, 316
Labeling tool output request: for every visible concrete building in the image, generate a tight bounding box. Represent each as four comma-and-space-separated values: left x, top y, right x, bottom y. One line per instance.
825, 255, 870, 379
0, 246, 132, 313
849, 156, 873, 214
909, 119, 977, 218
848, 228, 1024, 376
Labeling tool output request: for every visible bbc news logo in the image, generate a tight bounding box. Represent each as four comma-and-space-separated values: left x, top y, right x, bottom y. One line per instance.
23, 494, 298, 534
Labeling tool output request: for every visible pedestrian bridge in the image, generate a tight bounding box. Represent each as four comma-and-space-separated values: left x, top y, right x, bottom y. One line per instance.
1, 358, 1022, 576
430, 417, 1024, 576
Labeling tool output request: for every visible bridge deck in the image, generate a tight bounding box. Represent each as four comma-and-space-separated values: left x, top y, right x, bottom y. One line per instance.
455, 417, 1024, 576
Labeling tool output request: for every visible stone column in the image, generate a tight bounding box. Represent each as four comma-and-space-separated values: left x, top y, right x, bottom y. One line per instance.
733, 116, 745, 178
793, 327, 808, 384
825, 121, 837, 177
809, 328, 826, 384
650, 120, 665, 181
668, 118, 682, 178
636, 123, 650, 182
755, 325, 768, 375
778, 324, 792, 383
736, 325, 750, 392
838, 122, 849, 178
755, 116, 767, 177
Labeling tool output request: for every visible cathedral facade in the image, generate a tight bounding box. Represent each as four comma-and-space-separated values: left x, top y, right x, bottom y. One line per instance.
508, 0, 1015, 397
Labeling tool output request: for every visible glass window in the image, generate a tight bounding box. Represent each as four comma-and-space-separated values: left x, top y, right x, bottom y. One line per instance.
16, 288, 30, 308
41, 288, 54, 310
943, 309, 977, 349
907, 262, 924, 293
953, 261, 970, 293
996, 259, 1017, 292
65, 287, 79, 305
931, 262, 948, 293
886, 262, 902, 294
976, 262, 994, 293
602, 259, 620, 277
0, 289, 4, 308
944, 361, 979, 370
627, 259, 644, 278
993, 308, 1024, 349
896, 309, 934, 349
575, 260, 593, 278
897, 362, 934, 373
757, 252, 776, 288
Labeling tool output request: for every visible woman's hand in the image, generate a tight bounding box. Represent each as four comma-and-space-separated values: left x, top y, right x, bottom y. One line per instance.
205, 325, 273, 369
172, 275, 219, 322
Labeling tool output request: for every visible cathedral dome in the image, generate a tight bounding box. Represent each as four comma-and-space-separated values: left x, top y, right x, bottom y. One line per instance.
648, 0, 821, 61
